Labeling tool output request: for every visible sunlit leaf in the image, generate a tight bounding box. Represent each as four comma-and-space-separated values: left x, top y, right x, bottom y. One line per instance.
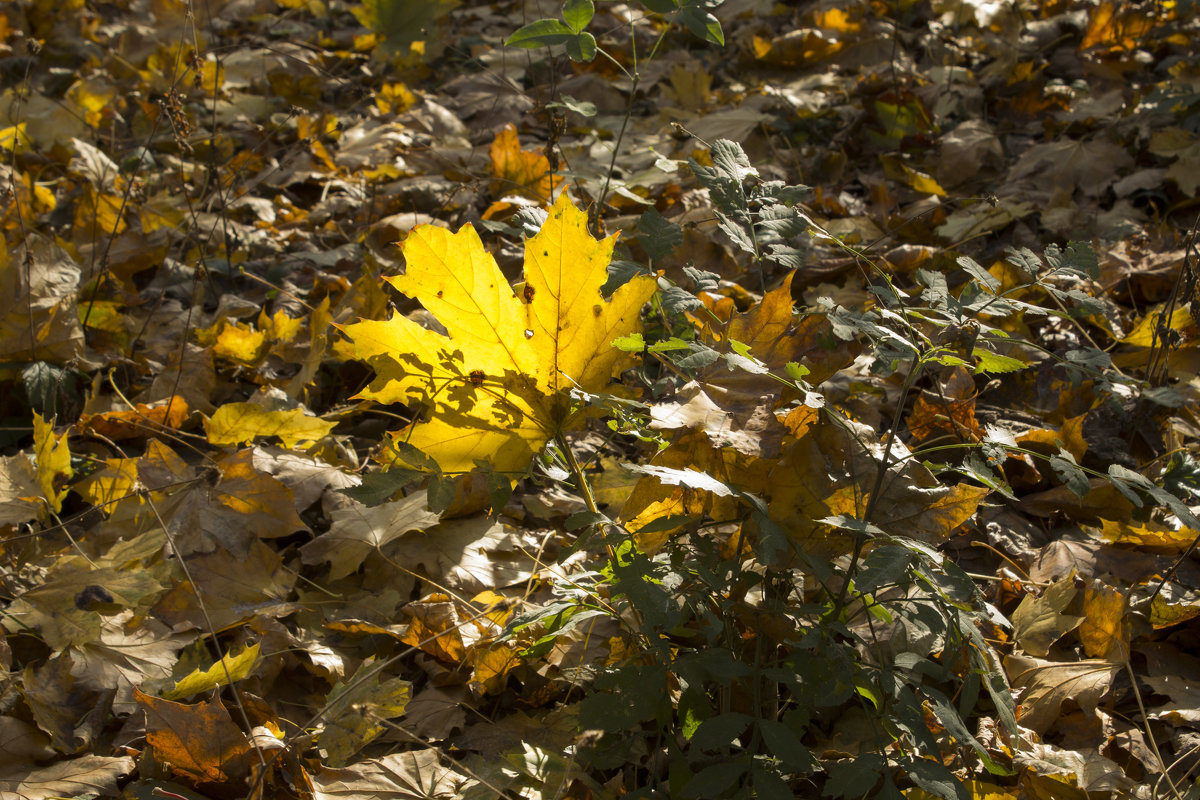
345, 194, 655, 477
205, 403, 335, 450
164, 643, 260, 701
32, 415, 71, 514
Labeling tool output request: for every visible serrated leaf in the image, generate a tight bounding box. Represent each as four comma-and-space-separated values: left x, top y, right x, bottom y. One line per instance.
338, 470, 421, 506
623, 463, 735, 496
164, 643, 260, 701
344, 194, 656, 476
300, 490, 440, 579
957, 255, 1001, 293
972, 349, 1028, 374
710, 139, 757, 182
637, 207, 684, 261
690, 712, 752, 751
1050, 451, 1090, 500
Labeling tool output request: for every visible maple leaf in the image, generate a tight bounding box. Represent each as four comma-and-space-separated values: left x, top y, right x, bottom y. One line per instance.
0, 451, 45, 524
490, 123, 561, 202
205, 402, 335, 450
345, 194, 656, 476
0, 754, 135, 800
136, 689, 253, 788
32, 415, 72, 514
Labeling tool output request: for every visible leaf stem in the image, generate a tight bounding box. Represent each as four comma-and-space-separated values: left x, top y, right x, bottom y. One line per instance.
832, 353, 925, 617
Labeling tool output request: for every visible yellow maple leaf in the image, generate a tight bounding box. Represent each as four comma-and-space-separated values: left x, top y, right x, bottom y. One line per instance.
205, 403, 335, 449
345, 193, 656, 476
210, 320, 268, 364
33, 414, 72, 514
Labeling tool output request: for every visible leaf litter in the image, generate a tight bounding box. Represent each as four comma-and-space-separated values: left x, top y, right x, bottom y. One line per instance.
0, 0, 1197, 798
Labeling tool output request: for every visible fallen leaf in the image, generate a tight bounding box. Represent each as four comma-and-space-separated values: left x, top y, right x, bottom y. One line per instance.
311, 750, 471, 800
137, 689, 253, 789
301, 490, 441, 579
205, 402, 335, 449
490, 122, 560, 201
1003, 655, 1119, 734
1078, 581, 1128, 660
0, 754, 134, 800
321, 659, 413, 767
345, 193, 655, 476
164, 643, 261, 701
1011, 574, 1084, 657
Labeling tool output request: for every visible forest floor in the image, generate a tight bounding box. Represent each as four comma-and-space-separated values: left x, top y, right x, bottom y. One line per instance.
1, 0, 1199, 799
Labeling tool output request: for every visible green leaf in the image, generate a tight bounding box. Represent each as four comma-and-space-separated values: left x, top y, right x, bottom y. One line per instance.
22, 362, 68, 418
710, 139, 757, 182
758, 719, 813, 770
678, 6, 724, 44
624, 463, 735, 496
682, 761, 748, 799
612, 333, 646, 351
751, 766, 793, 800
1123, 467, 1200, 530
1161, 451, 1200, 501
786, 361, 811, 381
562, 0, 594, 33
924, 687, 1014, 776
690, 711, 752, 751
1107, 464, 1147, 508
973, 349, 1028, 374
506, 18, 577, 48
580, 666, 665, 730
1050, 451, 1090, 501
818, 514, 884, 539
637, 207, 684, 261
824, 754, 883, 797
853, 543, 915, 592
427, 474, 458, 514
565, 31, 597, 62
902, 756, 969, 800
957, 255, 1000, 293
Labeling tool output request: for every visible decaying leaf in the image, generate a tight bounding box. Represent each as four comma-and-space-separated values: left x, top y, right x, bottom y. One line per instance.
137, 689, 254, 788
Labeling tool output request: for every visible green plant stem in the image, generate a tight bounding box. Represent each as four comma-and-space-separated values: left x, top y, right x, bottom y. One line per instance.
831, 354, 925, 617
592, 19, 671, 234
556, 432, 650, 643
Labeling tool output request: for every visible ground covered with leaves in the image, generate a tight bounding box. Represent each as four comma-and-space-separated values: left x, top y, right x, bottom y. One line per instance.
1, 0, 1199, 798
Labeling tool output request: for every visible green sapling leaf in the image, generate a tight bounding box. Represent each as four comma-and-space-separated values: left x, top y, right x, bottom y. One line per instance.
565, 31, 597, 61
562, 0, 594, 33
506, 18, 577, 48
546, 94, 596, 117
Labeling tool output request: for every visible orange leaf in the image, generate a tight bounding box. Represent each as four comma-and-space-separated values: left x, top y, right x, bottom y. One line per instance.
489, 123, 560, 202
137, 689, 253, 789
76, 396, 189, 440
1079, 581, 1129, 660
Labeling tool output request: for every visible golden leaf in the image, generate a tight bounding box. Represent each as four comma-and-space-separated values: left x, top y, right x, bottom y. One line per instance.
345, 193, 655, 476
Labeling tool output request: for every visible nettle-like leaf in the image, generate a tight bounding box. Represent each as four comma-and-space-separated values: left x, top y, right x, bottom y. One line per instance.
345, 194, 657, 476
